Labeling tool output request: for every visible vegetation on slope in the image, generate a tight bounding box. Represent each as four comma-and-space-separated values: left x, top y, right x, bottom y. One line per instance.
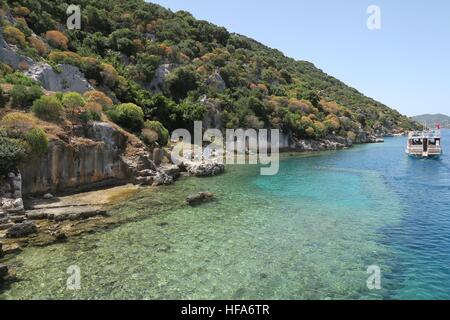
0, 0, 419, 172
412, 114, 450, 129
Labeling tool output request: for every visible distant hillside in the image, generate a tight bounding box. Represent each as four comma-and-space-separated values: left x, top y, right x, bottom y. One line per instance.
412, 114, 450, 128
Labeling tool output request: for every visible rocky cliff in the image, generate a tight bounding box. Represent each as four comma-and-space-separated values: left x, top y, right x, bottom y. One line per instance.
19, 122, 128, 194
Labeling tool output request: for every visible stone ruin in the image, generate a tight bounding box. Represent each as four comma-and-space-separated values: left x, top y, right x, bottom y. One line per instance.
0, 172, 25, 232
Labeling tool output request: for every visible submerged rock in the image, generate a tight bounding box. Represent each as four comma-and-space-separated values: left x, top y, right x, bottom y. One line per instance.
6, 221, 38, 238
1, 243, 22, 255
52, 231, 68, 242
186, 192, 215, 206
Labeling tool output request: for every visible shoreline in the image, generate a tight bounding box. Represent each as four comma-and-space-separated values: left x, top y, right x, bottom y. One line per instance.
0, 136, 393, 287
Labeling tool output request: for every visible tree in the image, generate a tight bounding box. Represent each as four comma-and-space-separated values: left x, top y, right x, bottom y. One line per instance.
165, 67, 199, 102
134, 54, 161, 82
109, 28, 140, 56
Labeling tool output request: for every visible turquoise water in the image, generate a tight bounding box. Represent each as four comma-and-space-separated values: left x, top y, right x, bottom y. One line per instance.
1, 130, 449, 299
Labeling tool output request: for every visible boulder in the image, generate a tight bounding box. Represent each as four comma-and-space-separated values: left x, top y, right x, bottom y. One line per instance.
1, 198, 24, 213
186, 192, 215, 206
6, 221, 38, 238
43, 193, 54, 200
161, 164, 181, 180
136, 176, 154, 186
1, 243, 21, 255
152, 172, 173, 186
182, 161, 225, 177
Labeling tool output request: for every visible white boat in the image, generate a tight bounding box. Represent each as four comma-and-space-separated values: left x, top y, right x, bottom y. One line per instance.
406, 126, 442, 158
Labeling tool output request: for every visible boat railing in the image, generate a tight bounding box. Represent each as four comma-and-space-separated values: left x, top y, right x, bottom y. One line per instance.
408, 130, 441, 139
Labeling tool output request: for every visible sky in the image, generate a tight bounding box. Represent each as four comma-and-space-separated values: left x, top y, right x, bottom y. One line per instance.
150, 0, 450, 117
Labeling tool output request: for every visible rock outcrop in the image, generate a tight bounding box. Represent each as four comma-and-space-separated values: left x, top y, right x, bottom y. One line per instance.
145, 63, 176, 93
20, 122, 129, 195
180, 160, 225, 177
1, 24, 92, 94
25, 63, 94, 93
0, 26, 34, 70
1, 172, 25, 232
206, 70, 226, 91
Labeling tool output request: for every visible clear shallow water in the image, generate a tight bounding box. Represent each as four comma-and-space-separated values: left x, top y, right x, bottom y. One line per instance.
1, 130, 449, 300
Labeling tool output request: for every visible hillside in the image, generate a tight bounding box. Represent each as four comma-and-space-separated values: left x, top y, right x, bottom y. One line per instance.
412, 114, 450, 128
0, 0, 419, 157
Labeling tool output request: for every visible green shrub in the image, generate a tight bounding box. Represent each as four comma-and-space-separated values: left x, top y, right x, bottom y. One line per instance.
305, 126, 315, 138
0, 131, 27, 175
0, 112, 36, 137
0, 63, 14, 77
3, 25, 26, 47
62, 92, 85, 114
79, 109, 101, 122
48, 51, 82, 66
32, 95, 64, 121
10, 84, 43, 108
1, 71, 39, 86
143, 120, 169, 146
24, 127, 48, 156
107, 103, 144, 132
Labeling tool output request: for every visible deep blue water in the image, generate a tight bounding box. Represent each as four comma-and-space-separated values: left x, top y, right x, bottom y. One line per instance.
298, 129, 450, 299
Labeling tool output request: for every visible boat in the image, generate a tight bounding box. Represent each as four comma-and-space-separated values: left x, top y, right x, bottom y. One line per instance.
406, 124, 442, 158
